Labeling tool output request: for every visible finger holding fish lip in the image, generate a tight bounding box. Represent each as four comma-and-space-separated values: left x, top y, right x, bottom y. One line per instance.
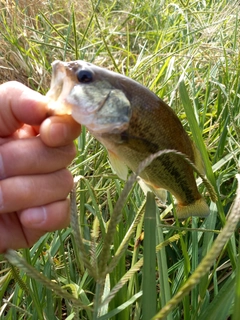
0, 80, 81, 147
40, 115, 81, 147
0, 81, 49, 137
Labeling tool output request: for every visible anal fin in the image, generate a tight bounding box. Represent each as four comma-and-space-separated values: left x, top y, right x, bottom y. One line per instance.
138, 178, 167, 204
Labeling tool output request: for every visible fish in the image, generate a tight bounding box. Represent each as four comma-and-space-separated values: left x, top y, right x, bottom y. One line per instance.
46, 60, 211, 219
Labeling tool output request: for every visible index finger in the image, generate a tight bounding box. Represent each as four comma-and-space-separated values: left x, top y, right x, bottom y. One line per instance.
0, 81, 48, 137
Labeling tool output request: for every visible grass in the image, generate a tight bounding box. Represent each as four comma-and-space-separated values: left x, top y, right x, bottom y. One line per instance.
0, 0, 240, 319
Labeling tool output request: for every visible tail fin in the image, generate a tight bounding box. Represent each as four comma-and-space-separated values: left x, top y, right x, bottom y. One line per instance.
176, 197, 210, 220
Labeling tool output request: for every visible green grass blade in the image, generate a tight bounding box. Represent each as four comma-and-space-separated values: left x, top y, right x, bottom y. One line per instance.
156, 213, 173, 320
232, 239, 240, 320
142, 192, 157, 319
179, 80, 216, 186
198, 272, 235, 320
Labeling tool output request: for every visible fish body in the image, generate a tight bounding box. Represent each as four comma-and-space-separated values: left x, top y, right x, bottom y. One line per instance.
47, 60, 209, 219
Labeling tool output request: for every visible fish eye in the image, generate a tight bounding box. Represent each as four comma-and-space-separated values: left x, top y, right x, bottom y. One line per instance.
76, 69, 93, 83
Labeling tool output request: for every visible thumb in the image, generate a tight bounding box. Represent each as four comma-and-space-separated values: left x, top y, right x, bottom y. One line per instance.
0, 81, 48, 137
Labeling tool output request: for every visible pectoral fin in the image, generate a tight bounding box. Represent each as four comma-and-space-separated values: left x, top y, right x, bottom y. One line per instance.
108, 150, 128, 180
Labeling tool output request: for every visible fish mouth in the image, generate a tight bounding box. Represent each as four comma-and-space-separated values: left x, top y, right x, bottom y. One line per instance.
47, 60, 132, 135
46, 60, 76, 115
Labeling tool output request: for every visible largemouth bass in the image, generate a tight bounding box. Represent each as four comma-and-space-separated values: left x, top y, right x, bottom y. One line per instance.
47, 60, 210, 219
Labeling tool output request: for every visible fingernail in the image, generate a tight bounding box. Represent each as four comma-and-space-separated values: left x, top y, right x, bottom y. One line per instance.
51, 123, 67, 140
47, 122, 68, 146
22, 206, 47, 227
42, 118, 67, 145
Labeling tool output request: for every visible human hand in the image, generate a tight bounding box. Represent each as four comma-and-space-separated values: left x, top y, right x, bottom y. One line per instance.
0, 81, 81, 253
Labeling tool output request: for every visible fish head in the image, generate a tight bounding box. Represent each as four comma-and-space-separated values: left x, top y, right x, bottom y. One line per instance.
47, 60, 132, 135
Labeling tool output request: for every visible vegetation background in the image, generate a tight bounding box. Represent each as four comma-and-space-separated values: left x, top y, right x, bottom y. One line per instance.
0, 0, 240, 319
